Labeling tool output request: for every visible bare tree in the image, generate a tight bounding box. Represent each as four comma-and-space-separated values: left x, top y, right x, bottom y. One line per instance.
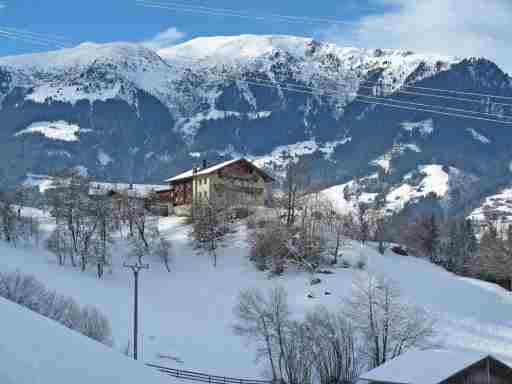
88, 197, 114, 278
403, 214, 441, 263
305, 307, 365, 384
323, 203, 350, 265
248, 220, 290, 274
153, 234, 173, 272
287, 193, 328, 275
46, 223, 72, 266
190, 197, 232, 267
233, 286, 291, 382
281, 161, 310, 227
344, 275, 436, 369
280, 321, 313, 384
0, 192, 18, 245
46, 169, 92, 267
356, 203, 371, 244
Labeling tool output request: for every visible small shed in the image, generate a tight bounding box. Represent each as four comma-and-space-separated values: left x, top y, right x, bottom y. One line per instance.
358, 349, 512, 384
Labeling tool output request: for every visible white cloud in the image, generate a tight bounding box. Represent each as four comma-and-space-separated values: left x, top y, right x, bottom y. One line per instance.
320, 0, 512, 74
142, 27, 185, 50
0, 3, 5, 9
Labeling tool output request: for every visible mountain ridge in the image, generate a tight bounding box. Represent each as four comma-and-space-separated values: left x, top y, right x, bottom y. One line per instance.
0, 34, 511, 217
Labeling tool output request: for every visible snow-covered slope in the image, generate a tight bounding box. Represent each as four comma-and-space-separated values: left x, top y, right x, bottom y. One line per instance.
322, 165, 479, 214
161, 35, 455, 89
0, 36, 456, 138
1, 213, 512, 378
0, 296, 169, 384
0, 42, 181, 110
469, 187, 512, 223
386, 165, 451, 211
1, 34, 511, 215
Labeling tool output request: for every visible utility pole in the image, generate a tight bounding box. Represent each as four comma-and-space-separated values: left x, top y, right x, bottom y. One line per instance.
124, 261, 149, 360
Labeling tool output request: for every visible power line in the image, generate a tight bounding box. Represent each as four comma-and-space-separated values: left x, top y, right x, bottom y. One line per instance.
237, 78, 512, 124
168, 52, 512, 109
0, 31, 58, 48
167, 55, 512, 123
386, 82, 512, 102
167, 60, 512, 125
0, 27, 71, 48
137, 0, 512, 103
0, 26, 72, 44
135, 0, 366, 27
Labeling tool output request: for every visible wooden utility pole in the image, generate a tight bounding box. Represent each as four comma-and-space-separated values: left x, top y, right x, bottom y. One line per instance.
124, 261, 149, 360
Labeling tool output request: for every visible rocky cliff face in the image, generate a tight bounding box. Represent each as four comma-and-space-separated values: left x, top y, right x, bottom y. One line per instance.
1, 35, 511, 215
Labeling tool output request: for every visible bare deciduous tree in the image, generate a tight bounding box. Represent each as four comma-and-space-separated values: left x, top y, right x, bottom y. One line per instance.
234, 286, 367, 384
248, 220, 290, 274
281, 161, 310, 227
305, 307, 365, 384
153, 235, 173, 272
344, 275, 436, 369
233, 286, 290, 382
190, 197, 232, 267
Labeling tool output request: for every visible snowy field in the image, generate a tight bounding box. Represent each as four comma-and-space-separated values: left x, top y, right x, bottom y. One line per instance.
0, 296, 172, 384
1, 212, 512, 378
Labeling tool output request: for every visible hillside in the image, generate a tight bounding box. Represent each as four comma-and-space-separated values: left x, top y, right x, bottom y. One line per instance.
1, 212, 512, 377
0, 294, 170, 384
1, 35, 512, 217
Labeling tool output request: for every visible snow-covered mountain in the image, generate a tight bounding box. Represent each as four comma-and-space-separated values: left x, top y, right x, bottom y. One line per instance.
1, 34, 512, 216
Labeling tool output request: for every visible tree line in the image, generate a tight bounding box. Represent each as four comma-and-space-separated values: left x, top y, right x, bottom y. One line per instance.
44, 169, 172, 277
0, 270, 112, 345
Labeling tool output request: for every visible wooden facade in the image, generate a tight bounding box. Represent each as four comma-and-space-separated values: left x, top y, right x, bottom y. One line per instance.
162, 159, 273, 210
440, 357, 512, 384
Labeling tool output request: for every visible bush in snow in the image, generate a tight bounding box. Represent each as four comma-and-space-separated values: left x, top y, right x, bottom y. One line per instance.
248, 193, 331, 276
0, 271, 112, 346
79, 306, 113, 346
248, 220, 290, 274
189, 197, 233, 268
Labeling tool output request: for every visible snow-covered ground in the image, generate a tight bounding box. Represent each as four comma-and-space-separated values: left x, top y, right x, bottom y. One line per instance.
469, 187, 512, 222
322, 164, 450, 213
1, 212, 512, 378
385, 164, 450, 211
0, 297, 172, 384
14, 120, 91, 142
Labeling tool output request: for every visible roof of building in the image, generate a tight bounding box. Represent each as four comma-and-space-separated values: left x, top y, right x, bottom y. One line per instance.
89, 182, 168, 198
359, 349, 511, 384
165, 158, 274, 183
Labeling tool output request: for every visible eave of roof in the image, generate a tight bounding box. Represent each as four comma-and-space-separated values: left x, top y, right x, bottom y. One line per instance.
358, 349, 505, 384
165, 158, 275, 183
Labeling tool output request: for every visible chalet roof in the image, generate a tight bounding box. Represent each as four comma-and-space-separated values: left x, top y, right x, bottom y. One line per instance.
165, 158, 274, 183
359, 349, 510, 384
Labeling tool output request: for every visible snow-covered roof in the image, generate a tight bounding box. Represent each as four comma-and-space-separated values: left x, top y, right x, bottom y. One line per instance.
89, 182, 168, 198
359, 349, 505, 384
165, 158, 273, 183
0, 297, 169, 384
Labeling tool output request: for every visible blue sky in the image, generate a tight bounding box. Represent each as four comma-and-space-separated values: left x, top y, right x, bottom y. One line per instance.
0, 0, 511, 73
0, 0, 386, 53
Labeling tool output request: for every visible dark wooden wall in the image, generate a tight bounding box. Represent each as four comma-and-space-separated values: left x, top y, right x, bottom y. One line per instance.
442, 357, 512, 384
